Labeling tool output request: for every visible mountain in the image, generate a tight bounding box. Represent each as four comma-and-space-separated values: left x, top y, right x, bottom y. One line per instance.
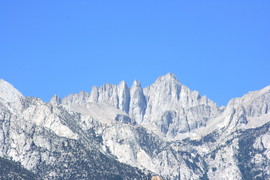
62, 73, 221, 139
0, 73, 269, 179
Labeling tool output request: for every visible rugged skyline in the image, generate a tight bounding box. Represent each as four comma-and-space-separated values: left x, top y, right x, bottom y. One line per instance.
0, 73, 270, 179
1, 1, 269, 106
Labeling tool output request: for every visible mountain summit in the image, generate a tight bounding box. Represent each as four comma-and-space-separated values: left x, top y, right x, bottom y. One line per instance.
61, 72, 220, 138
0, 73, 270, 179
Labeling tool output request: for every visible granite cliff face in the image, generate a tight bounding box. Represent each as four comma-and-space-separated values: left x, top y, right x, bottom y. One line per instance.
62, 73, 221, 139
0, 73, 270, 179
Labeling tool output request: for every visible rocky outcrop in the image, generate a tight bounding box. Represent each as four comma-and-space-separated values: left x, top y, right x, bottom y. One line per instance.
61, 73, 221, 139
129, 80, 146, 124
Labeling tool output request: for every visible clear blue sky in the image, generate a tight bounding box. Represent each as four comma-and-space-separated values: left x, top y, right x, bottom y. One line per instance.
0, 1, 269, 106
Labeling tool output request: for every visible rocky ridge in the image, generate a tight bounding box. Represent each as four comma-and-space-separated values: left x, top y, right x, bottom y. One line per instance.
0, 73, 269, 179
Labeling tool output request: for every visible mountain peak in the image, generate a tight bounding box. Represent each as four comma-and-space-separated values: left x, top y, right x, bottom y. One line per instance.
131, 80, 142, 88
0, 79, 23, 99
156, 72, 179, 82
166, 72, 177, 78
50, 95, 62, 105
152, 73, 181, 88
118, 80, 128, 87
164, 72, 177, 79
0, 79, 23, 112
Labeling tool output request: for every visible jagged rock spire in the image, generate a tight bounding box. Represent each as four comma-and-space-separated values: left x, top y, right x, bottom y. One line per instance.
117, 81, 130, 114
49, 95, 62, 105
130, 80, 146, 124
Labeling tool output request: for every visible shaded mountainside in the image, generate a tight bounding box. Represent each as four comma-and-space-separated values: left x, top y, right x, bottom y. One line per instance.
0, 73, 270, 179
0, 157, 37, 180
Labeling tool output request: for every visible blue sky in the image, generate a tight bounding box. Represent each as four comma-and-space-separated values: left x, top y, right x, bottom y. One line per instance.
0, 1, 269, 106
